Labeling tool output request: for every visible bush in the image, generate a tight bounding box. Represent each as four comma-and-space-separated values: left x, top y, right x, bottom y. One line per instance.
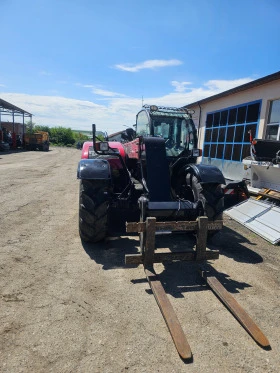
50, 127, 75, 146
26, 123, 85, 147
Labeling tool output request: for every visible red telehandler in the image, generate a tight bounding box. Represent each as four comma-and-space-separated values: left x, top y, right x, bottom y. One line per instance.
77, 105, 270, 360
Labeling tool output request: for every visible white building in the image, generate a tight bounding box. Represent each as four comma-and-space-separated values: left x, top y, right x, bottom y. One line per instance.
186, 71, 280, 180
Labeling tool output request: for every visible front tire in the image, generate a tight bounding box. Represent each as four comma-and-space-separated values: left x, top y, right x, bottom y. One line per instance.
191, 176, 224, 221
79, 179, 109, 243
189, 175, 224, 237
187, 175, 224, 238
190, 175, 224, 221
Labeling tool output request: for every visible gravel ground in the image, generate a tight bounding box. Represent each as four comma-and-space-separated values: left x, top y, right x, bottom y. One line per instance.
0, 147, 279, 373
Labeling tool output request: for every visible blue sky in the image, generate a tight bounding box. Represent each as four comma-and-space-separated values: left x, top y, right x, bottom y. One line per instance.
1, 0, 280, 133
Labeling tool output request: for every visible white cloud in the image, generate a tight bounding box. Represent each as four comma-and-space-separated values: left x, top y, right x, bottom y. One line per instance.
77, 83, 126, 97
171, 80, 192, 92
0, 76, 254, 134
94, 89, 126, 97
114, 59, 183, 72
0, 92, 108, 128
204, 78, 254, 91
39, 70, 52, 76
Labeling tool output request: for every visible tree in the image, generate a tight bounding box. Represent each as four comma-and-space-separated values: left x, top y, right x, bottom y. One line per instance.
34, 125, 51, 134
25, 120, 35, 134
73, 131, 89, 142
49, 127, 75, 145
24, 123, 91, 147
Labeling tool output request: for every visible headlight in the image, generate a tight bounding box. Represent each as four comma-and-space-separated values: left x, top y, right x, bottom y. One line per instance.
150, 105, 158, 112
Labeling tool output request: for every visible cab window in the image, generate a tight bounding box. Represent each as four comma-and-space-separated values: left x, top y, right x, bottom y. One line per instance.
136, 110, 150, 136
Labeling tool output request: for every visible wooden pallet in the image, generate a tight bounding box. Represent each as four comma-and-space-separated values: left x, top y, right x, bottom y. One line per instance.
255, 188, 280, 202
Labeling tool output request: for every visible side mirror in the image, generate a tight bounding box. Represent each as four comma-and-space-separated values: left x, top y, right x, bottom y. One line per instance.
126, 128, 135, 138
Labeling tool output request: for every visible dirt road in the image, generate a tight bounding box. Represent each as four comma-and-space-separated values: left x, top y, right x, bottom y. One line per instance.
0, 147, 279, 372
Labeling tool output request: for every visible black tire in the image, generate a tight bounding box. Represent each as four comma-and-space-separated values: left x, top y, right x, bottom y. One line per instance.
79, 179, 109, 243
189, 175, 224, 238
190, 175, 224, 222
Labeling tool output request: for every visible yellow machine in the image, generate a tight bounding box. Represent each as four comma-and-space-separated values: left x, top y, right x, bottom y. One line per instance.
23, 131, 49, 151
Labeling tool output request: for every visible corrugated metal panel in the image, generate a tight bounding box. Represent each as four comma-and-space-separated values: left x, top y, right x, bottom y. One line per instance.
225, 199, 280, 244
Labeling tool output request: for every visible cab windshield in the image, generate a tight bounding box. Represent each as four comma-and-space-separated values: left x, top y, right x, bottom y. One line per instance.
152, 116, 196, 157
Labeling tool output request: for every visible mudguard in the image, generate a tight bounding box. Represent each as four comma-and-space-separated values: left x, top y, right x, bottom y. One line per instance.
186, 164, 225, 184
77, 159, 111, 180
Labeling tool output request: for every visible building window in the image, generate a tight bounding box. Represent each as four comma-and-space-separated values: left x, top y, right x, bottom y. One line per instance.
203, 101, 261, 162
266, 99, 280, 140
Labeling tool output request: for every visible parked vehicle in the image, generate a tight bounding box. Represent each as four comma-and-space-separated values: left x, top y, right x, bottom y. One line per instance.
243, 137, 280, 193
0, 141, 10, 151
23, 131, 50, 151
77, 107, 270, 358
77, 105, 228, 243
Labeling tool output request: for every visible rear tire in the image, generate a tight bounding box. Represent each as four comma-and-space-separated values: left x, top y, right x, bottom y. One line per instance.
79, 179, 109, 243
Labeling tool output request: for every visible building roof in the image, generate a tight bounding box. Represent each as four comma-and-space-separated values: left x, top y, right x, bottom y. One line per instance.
185, 70, 280, 108
108, 130, 125, 138
0, 98, 32, 116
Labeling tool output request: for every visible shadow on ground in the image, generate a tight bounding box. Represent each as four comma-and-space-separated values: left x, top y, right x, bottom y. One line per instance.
81, 213, 258, 298
81, 208, 140, 270
154, 261, 252, 298
131, 231, 253, 298
0, 148, 55, 155
80, 201, 265, 303
82, 236, 139, 270
207, 225, 263, 264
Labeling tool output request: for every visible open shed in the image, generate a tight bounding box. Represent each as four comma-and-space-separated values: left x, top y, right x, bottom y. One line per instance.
0, 98, 33, 148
